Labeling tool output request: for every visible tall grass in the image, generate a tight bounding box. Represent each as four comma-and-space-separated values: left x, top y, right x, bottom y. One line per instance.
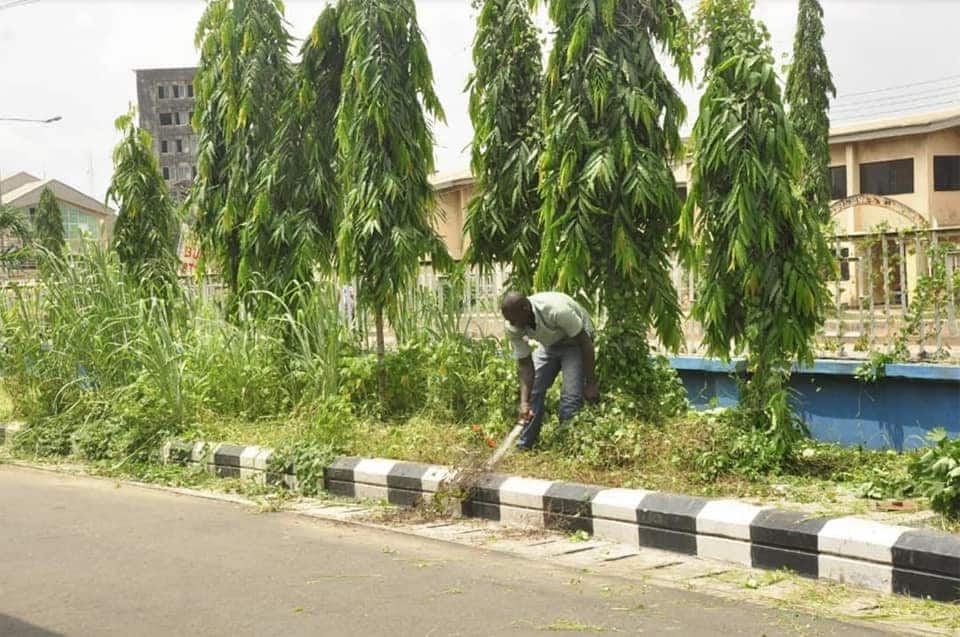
0, 246, 351, 460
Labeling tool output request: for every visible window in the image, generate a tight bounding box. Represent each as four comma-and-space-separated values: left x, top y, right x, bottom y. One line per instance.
159, 113, 173, 126
934, 156, 960, 191
62, 204, 100, 246
192, 165, 198, 179
28, 207, 36, 222
160, 140, 169, 154
176, 139, 184, 153
173, 85, 181, 99
157, 85, 166, 99
174, 112, 183, 126
186, 84, 194, 98
162, 166, 171, 180
676, 183, 688, 202
859, 158, 914, 196
829, 166, 846, 199
837, 247, 851, 281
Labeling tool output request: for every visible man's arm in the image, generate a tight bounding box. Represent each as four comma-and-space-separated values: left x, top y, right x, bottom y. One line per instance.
574, 331, 598, 402
517, 355, 535, 419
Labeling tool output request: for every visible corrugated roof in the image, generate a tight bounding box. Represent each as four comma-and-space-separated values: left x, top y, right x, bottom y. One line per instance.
1, 176, 114, 216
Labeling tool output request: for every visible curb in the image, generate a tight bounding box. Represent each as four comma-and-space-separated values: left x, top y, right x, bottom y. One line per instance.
159, 438, 960, 602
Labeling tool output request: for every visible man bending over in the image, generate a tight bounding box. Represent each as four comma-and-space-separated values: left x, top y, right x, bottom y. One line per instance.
500, 291, 598, 450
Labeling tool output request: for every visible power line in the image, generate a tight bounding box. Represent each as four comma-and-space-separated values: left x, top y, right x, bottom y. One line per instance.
832, 81, 960, 108
834, 74, 960, 100
831, 98, 960, 123
830, 86, 960, 114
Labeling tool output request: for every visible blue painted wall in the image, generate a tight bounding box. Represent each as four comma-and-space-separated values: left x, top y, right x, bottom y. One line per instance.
671, 357, 960, 451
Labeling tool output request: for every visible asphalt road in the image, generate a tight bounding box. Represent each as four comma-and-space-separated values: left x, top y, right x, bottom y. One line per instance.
0, 465, 891, 637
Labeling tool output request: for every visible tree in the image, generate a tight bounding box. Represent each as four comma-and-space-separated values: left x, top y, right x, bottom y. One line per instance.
463, 0, 542, 292
106, 108, 180, 293
34, 186, 65, 256
249, 5, 345, 299
190, 0, 294, 307
336, 0, 450, 404
534, 0, 691, 412
682, 0, 832, 455
785, 0, 836, 223
0, 204, 32, 274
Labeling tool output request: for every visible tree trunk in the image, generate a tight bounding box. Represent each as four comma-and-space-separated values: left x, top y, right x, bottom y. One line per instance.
375, 303, 386, 414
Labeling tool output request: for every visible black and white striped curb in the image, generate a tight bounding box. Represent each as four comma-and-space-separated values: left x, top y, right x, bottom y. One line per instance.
158, 440, 959, 603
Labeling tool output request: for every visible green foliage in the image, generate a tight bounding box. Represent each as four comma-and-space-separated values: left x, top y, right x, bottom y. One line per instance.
911, 429, 960, 519
0, 204, 32, 265
190, 0, 295, 306
464, 0, 542, 292
34, 186, 66, 256
785, 0, 836, 223
854, 350, 893, 383
250, 5, 345, 296
106, 108, 181, 294
682, 0, 832, 458
536, 0, 691, 354
336, 0, 450, 348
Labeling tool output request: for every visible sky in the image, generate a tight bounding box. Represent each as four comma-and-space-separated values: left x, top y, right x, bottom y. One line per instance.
1, 0, 959, 205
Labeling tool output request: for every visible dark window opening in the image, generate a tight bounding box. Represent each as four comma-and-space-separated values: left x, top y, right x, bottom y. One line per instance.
192, 165, 198, 179
176, 139, 184, 153
159, 113, 173, 126
173, 112, 182, 126
162, 166, 170, 180
837, 247, 851, 281
160, 140, 169, 154
829, 166, 846, 199
157, 85, 166, 99
934, 156, 960, 191
173, 85, 181, 99
859, 158, 914, 196
186, 84, 194, 98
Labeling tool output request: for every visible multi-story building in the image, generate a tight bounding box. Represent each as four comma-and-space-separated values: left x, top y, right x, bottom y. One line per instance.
134, 67, 198, 201
0, 172, 115, 278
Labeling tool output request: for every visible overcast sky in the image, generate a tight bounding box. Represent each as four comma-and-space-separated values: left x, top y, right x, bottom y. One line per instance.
1, 0, 959, 204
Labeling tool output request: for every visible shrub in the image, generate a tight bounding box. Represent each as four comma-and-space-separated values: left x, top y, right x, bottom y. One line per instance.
910, 428, 960, 519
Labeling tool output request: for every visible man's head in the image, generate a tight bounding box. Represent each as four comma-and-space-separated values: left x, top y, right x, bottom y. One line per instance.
501, 291, 534, 328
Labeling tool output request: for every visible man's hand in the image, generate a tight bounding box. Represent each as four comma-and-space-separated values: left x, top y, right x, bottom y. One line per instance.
584, 382, 600, 404
518, 403, 534, 423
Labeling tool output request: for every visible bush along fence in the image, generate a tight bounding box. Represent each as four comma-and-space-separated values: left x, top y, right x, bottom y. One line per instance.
154, 437, 960, 603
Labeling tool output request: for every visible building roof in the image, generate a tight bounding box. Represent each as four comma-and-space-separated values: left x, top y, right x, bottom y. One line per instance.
829, 106, 960, 144
0, 173, 114, 217
429, 169, 474, 192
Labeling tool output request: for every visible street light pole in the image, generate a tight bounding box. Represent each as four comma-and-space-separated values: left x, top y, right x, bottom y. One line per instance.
0, 115, 62, 205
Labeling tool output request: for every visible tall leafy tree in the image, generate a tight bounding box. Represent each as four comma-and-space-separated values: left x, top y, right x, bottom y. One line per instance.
464, 0, 542, 292
250, 5, 345, 296
682, 0, 832, 454
106, 109, 180, 293
336, 0, 450, 402
534, 0, 691, 411
785, 0, 836, 222
34, 186, 66, 256
190, 0, 294, 306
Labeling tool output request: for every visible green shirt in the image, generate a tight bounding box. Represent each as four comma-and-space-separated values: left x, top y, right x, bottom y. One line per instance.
505, 292, 594, 360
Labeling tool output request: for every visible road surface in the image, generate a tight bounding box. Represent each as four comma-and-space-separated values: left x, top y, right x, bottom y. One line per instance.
0, 465, 890, 636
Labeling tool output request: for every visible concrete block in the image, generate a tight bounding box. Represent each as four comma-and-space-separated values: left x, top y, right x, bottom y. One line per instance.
892, 529, 960, 578
696, 535, 753, 567
544, 482, 602, 518
819, 554, 893, 593
637, 493, 709, 533
892, 568, 960, 601
697, 500, 767, 540
253, 449, 273, 471
213, 443, 246, 468
239, 446, 261, 470
353, 458, 398, 486
497, 476, 555, 510
751, 544, 819, 578
818, 517, 908, 564
592, 518, 641, 548
750, 509, 828, 551
591, 488, 651, 522
324, 457, 362, 483
386, 461, 431, 491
